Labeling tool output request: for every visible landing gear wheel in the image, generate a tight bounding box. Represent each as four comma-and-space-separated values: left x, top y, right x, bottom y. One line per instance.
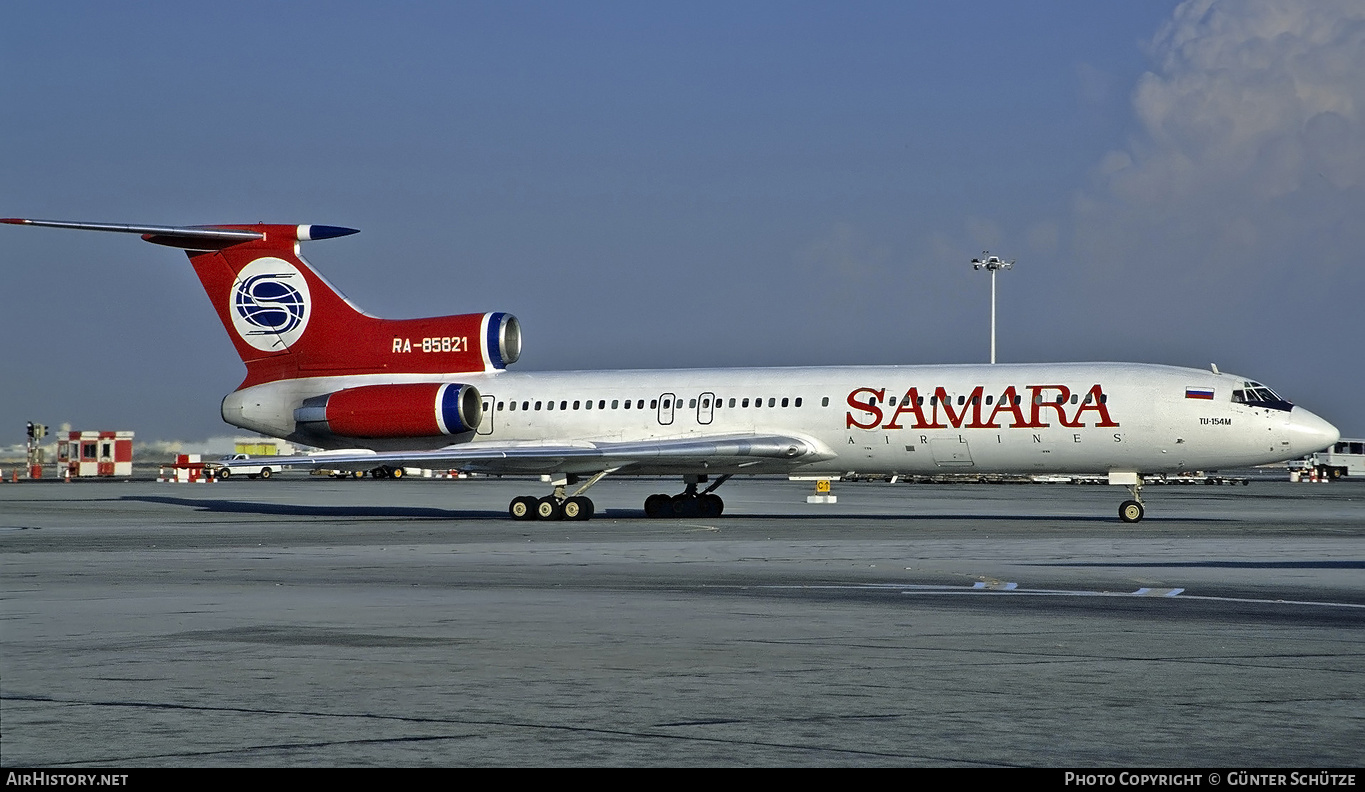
536, 496, 564, 521
509, 496, 538, 521
644, 493, 671, 518
562, 496, 594, 521
1119, 500, 1145, 523
260, 468, 272, 479
671, 494, 700, 517
699, 493, 723, 518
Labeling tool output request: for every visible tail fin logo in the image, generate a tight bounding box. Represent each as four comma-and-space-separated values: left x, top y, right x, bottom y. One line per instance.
229, 257, 312, 351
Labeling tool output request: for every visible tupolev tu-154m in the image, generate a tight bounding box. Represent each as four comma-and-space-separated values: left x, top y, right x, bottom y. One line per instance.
3, 218, 1340, 522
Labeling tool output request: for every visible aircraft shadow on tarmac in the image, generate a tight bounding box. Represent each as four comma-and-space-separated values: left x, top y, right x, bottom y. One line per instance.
119, 495, 1229, 523
120, 495, 500, 520
1037, 560, 1365, 569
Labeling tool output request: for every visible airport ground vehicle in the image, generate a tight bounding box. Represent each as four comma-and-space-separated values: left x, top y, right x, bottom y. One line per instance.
3, 218, 1340, 522
1306, 439, 1365, 479
206, 453, 276, 480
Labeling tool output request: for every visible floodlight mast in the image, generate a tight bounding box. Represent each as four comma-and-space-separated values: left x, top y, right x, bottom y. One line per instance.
970, 251, 1014, 364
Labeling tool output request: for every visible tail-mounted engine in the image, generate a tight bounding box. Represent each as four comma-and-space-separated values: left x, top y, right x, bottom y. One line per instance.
295, 383, 483, 439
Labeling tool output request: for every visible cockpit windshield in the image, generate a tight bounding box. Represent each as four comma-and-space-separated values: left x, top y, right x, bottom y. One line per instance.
1231, 381, 1294, 412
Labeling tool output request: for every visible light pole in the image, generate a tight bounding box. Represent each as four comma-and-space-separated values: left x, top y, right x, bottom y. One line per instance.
970, 251, 1014, 364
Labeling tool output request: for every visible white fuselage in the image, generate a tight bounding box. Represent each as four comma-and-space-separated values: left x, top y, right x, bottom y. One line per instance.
221, 362, 1339, 477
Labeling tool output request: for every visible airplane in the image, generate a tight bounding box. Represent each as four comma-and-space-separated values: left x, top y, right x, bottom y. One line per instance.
3, 217, 1341, 522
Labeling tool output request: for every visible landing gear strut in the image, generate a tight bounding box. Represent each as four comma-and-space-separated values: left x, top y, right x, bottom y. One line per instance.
509, 470, 615, 522
1119, 480, 1145, 523
644, 474, 730, 518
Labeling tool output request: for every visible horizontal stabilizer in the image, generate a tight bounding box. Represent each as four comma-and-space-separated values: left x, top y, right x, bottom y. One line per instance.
1, 218, 357, 250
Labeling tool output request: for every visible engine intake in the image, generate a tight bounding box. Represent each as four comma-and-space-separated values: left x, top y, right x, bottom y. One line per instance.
295, 383, 483, 438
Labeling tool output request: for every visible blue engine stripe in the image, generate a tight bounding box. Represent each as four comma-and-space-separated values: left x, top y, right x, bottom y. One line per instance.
441, 383, 469, 433
486, 312, 505, 370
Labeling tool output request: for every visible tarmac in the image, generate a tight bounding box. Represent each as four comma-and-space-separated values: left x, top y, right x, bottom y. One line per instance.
1, 474, 1362, 767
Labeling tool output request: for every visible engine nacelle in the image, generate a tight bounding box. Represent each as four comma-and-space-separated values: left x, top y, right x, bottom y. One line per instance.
486, 311, 522, 369
295, 383, 483, 438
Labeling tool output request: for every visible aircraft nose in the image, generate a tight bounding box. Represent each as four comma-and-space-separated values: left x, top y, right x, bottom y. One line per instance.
1286, 407, 1340, 456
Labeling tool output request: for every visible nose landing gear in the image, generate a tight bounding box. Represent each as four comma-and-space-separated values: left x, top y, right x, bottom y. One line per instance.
1119, 479, 1145, 523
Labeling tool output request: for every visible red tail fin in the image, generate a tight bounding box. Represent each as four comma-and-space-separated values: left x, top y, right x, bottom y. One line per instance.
179, 225, 519, 388
2, 219, 520, 388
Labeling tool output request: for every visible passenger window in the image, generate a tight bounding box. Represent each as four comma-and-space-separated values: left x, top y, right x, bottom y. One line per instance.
509, 401, 517, 411
768, 398, 775, 407
729, 398, 736, 408
624, 400, 631, 410
742, 398, 750, 407
689, 399, 696, 408
781, 397, 789, 407
986, 395, 993, 405
497, 401, 504, 411
535, 401, 542, 411
888, 396, 897, 406
547, 401, 555, 411
560, 401, 567, 410
821, 397, 829, 407
1100, 394, 1107, 404
795, 397, 802, 407
650, 400, 657, 409
522, 401, 529, 410
958, 395, 965, 406
598, 400, 605, 409
1070, 394, 1078, 404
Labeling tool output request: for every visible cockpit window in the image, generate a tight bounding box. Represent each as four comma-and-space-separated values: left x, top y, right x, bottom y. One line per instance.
1232, 382, 1293, 411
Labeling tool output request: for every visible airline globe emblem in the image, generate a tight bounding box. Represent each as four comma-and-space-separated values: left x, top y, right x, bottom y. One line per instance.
229, 257, 312, 351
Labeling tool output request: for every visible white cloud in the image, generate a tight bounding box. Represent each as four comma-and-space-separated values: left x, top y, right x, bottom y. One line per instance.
1104, 0, 1365, 204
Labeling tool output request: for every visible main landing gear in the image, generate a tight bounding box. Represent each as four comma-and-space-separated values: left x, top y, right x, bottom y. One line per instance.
509, 470, 615, 522
643, 474, 731, 518
507, 472, 734, 521
1119, 479, 1145, 523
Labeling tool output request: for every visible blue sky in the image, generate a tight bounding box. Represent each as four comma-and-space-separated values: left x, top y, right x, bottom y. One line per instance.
3, 1, 1362, 442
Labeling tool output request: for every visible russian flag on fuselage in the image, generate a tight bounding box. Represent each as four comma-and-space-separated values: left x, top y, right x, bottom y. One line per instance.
1185, 387, 1215, 400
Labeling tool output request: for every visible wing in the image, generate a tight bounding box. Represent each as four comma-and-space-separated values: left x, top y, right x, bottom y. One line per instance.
227, 433, 836, 476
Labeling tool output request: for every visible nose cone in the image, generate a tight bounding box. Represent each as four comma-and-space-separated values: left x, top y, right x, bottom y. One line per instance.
1286, 407, 1340, 456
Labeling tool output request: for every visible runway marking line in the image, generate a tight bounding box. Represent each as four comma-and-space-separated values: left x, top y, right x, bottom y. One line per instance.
747, 583, 1365, 609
